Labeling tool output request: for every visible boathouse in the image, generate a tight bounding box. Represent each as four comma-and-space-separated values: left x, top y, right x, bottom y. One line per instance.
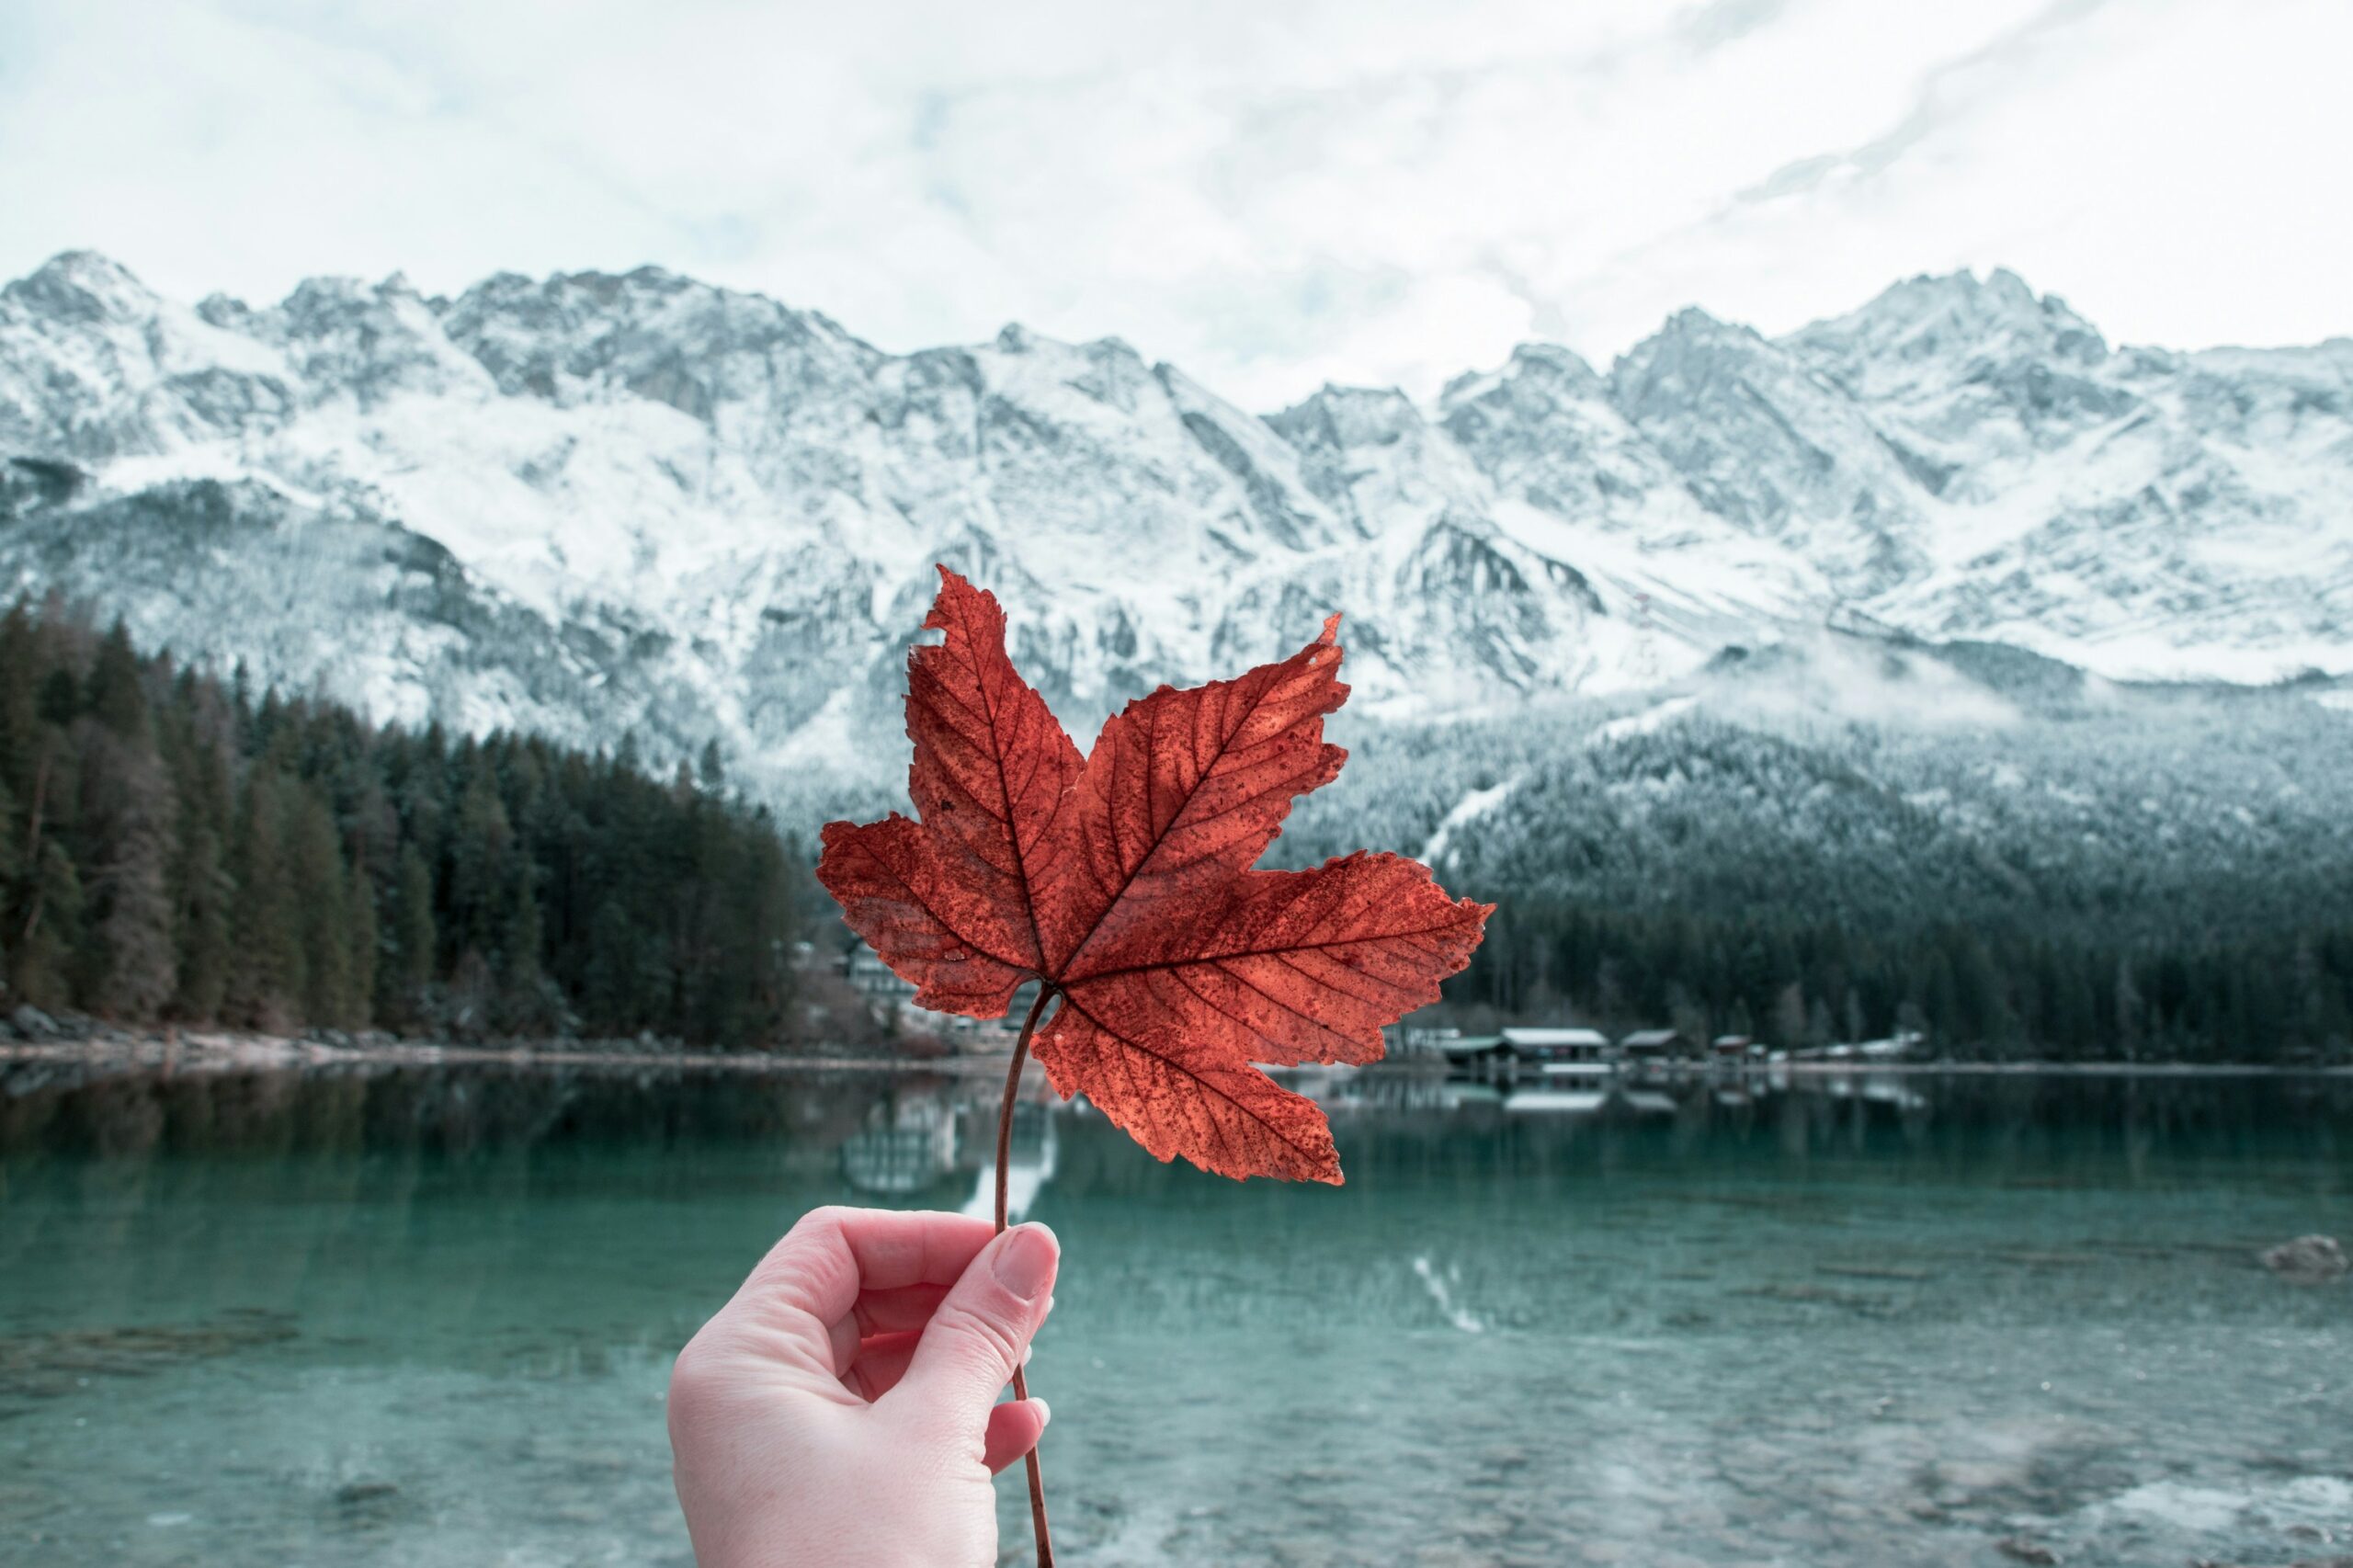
1436, 1033, 1512, 1071
1620, 1028, 1691, 1062
1500, 1027, 1613, 1064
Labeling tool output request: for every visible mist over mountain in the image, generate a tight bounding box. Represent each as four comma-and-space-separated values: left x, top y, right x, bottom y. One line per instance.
4, 249, 2348, 825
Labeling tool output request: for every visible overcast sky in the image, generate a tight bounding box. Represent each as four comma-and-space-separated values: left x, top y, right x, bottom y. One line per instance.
2, 0, 2344, 406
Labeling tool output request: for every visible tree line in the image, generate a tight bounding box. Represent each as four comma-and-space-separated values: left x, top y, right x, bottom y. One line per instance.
0, 600, 801, 1046
15, 593, 2352, 1062
1286, 693, 2353, 1062
1450, 900, 2353, 1062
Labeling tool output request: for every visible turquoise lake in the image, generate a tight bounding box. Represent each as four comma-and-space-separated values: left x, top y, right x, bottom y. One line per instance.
3, 1062, 2348, 1565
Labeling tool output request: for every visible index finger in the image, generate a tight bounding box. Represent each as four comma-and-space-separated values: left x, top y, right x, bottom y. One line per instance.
736, 1207, 997, 1336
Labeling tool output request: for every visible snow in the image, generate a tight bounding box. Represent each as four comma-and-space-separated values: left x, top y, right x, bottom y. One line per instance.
5, 247, 2350, 802
1591, 696, 1699, 744
1420, 777, 1521, 866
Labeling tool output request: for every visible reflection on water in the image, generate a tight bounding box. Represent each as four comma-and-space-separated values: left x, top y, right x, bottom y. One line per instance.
3, 1061, 2350, 1566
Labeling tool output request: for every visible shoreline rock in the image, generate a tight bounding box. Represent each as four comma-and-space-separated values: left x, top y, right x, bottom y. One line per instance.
2261, 1234, 2348, 1284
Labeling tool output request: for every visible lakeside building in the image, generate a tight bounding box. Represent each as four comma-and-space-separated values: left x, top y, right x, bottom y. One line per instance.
1504, 1027, 1616, 1085
844, 942, 915, 1007
1435, 1033, 1513, 1074
842, 939, 1033, 1050
1387, 1022, 1465, 1057
1501, 1027, 1613, 1063
1620, 1028, 1692, 1063
1429, 1027, 1619, 1084
1788, 1030, 1928, 1062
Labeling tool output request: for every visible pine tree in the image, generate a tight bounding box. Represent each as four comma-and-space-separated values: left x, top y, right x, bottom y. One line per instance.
75, 724, 178, 1017
13, 837, 83, 1009
166, 738, 234, 1022
287, 785, 354, 1027
384, 843, 437, 1022
448, 756, 514, 960
345, 857, 379, 1030
74, 626, 180, 1017
226, 771, 303, 1028
496, 858, 543, 1031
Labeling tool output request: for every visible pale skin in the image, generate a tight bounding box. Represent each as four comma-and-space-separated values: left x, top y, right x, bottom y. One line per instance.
668, 1208, 1060, 1568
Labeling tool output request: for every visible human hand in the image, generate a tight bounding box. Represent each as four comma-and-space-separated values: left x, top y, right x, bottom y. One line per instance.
668, 1207, 1060, 1568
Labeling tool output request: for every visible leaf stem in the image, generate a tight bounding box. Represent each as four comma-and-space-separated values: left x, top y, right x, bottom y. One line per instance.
997, 983, 1057, 1568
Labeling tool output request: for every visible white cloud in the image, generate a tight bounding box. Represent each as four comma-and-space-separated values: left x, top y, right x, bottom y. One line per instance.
1, 0, 2345, 406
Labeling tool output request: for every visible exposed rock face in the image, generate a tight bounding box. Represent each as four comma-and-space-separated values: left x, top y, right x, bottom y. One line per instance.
3, 252, 2349, 803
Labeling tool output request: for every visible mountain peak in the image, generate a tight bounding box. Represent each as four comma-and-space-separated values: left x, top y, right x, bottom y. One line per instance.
1658, 304, 1743, 340
5, 250, 158, 324
1267, 382, 1422, 450
1610, 307, 1768, 385
1793, 267, 2107, 368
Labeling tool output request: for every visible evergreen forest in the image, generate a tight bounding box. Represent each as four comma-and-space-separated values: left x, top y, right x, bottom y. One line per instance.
0, 600, 800, 1046
7, 598, 2351, 1062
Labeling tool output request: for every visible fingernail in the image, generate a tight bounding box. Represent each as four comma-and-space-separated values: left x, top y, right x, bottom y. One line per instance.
1032, 1398, 1051, 1429
993, 1223, 1057, 1301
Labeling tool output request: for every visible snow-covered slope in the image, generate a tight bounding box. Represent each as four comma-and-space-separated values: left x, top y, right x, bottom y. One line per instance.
2, 251, 2347, 804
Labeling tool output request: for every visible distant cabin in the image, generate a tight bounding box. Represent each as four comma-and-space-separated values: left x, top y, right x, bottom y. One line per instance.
1436, 1033, 1511, 1068
1501, 1027, 1613, 1063
1793, 1030, 1926, 1062
1619, 1028, 1691, 1060
845, 942, 915, 1003
1711, 1033, 1758, 1059
1387, 1023, 1465, 1057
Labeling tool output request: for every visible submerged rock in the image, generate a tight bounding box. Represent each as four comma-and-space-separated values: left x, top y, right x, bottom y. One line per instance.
2260, 1234, 2348, 1284
1995, 1539, 2059, 1565
0, 1309, 299, 1401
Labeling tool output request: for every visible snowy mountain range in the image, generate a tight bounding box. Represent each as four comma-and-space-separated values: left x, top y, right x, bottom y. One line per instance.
2, 250, 2348, 809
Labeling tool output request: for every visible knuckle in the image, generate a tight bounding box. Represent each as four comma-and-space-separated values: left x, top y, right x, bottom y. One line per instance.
665, 1335, 725, 1427
934, 1299, 1025, 1376
795, 1204, 847, 1237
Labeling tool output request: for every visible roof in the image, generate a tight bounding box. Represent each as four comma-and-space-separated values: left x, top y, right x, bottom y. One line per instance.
1437, 1033, 1507, 1056
1501, 1027, 1610, 1049
1620, 1028, 1686, 1048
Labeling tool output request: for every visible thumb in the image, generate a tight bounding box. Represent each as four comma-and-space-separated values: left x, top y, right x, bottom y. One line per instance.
892, 1221, 1059, 1415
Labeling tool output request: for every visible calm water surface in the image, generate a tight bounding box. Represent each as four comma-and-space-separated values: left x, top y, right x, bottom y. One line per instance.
3, 1062, 2348, 1566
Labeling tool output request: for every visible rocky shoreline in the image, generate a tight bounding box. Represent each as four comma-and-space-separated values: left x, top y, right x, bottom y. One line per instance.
2, 1006, 2346, 1080
0, 1006, 1006, 1077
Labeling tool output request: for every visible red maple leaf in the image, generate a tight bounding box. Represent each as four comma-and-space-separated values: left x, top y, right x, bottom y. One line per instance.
819, 566, 1492, 1184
